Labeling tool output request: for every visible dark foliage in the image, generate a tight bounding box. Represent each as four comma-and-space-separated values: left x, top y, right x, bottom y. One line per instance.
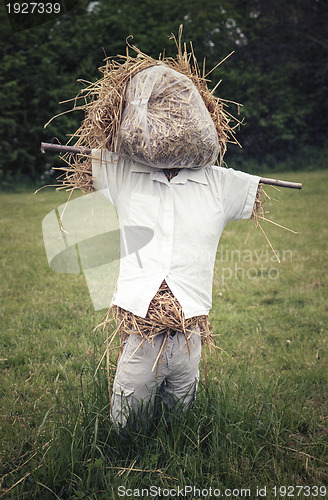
0, 0, 327, 186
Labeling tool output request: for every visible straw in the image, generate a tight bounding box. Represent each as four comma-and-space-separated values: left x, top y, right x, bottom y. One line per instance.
94, 280, 219, 378
46, 27, 240, 192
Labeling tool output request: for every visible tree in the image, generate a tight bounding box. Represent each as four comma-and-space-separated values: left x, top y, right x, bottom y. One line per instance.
0, 0, 327, 186
213, 0, 328, 168
0, 1, 101, 185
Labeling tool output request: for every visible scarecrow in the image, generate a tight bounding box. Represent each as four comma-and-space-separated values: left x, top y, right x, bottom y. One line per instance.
42, 29, 301, 430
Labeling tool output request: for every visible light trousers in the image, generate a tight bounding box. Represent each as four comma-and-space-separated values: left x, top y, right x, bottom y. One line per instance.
111, 329, 201, 429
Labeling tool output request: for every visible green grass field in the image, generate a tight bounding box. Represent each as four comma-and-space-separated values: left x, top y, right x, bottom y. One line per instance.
0, 170, 327, 499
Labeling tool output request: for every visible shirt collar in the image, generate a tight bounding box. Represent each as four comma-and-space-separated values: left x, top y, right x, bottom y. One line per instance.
172, 168, 208, 185
130, 161, 208, 186
130, 162, 160, 174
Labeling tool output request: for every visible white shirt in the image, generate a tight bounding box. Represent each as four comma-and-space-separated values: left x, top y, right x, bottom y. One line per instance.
92, 149, 260, 319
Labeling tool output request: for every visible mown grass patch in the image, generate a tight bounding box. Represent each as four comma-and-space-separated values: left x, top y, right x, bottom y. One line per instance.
1, 170, 327, 498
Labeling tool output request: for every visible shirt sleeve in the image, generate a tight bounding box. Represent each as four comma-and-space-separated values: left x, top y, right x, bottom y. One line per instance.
92, 148, 125, 204
220, 167, 261, 223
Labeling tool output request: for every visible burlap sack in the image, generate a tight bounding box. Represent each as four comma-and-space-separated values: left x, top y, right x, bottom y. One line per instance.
117, 64, 220, 169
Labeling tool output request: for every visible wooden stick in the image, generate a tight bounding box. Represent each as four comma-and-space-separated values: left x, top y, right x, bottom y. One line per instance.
40, 142, 302, 189
40, 142, 91, 155
259, 176, 302, 190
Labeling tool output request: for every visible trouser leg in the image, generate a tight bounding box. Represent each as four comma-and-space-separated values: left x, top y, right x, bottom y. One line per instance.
110, 328, 202, 429
160, 329, 202, 412
110, 334, 165, 429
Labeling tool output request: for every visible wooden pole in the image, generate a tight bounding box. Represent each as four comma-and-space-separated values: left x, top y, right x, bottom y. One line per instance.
40, 142, 302, 189
259, 177, 302, 190
41, 142, 91, 155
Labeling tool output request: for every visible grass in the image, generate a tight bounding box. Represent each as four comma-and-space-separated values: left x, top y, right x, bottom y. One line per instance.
0, 170, 327, 499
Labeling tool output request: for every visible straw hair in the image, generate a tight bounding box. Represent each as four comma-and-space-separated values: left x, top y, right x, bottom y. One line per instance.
47, 26, 241, 192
